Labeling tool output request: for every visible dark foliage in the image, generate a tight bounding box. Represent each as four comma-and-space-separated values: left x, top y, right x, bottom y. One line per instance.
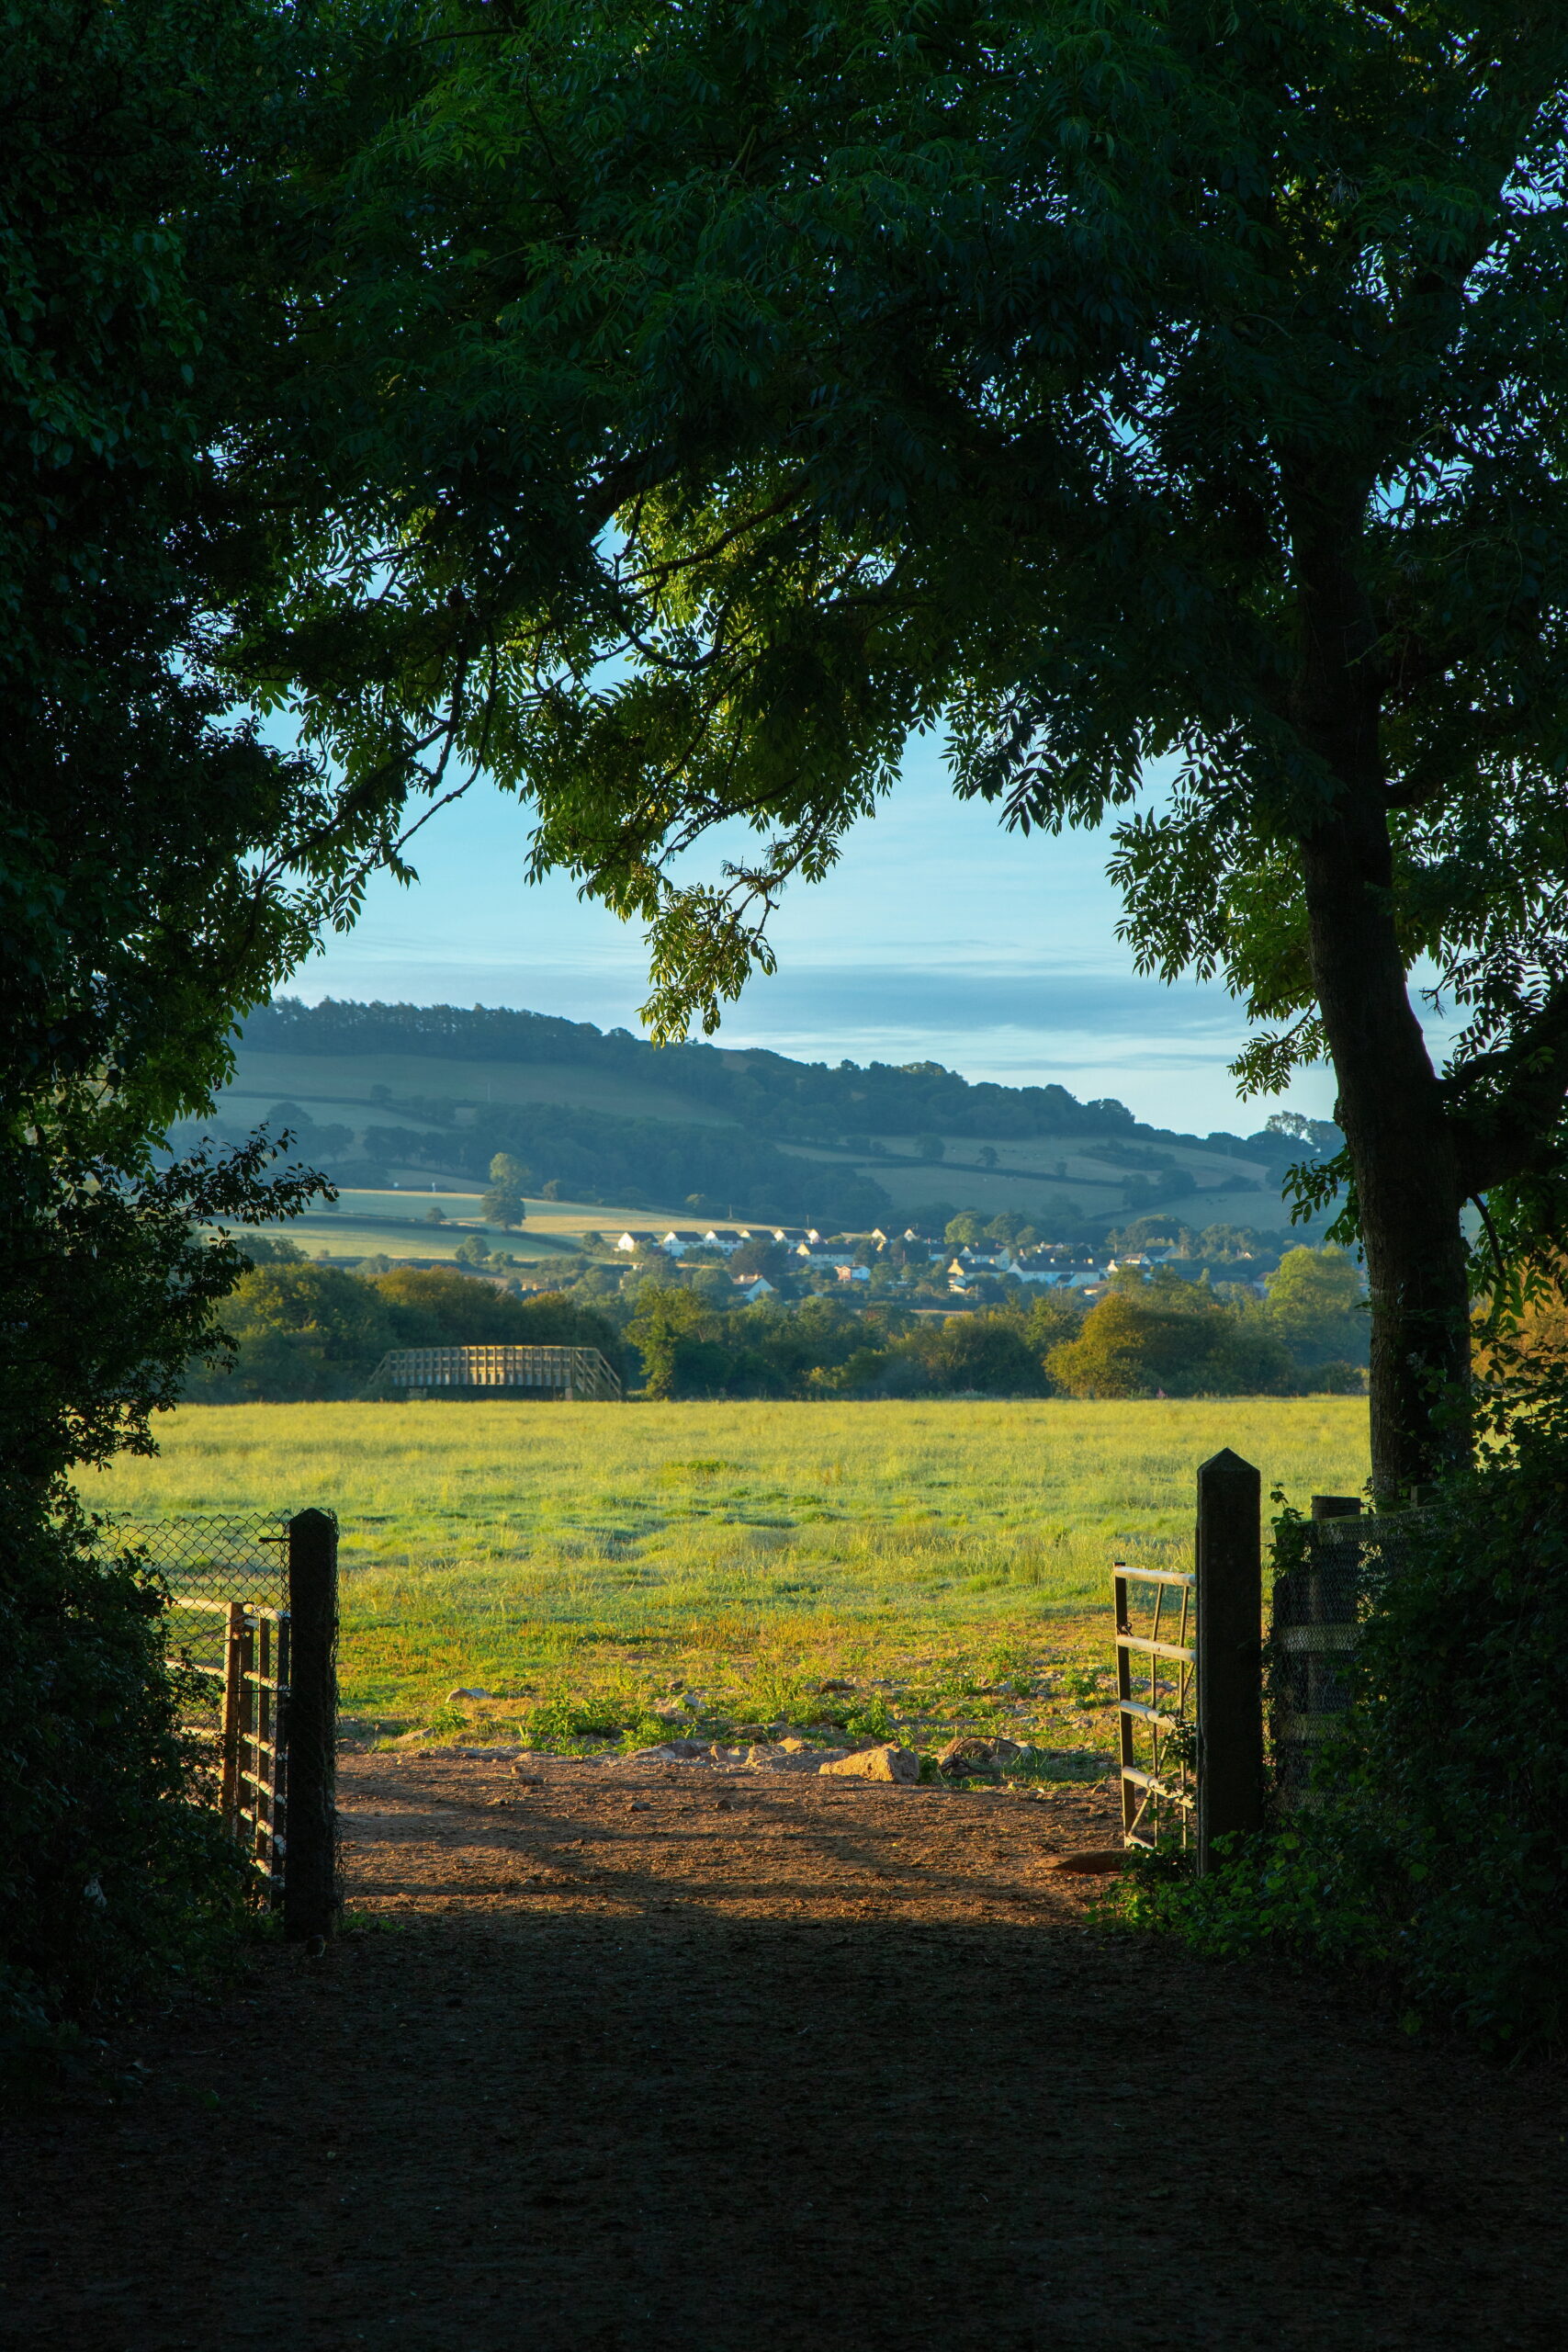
0, 1507, 248, 2085
1111, 1386, 1568, 2054
0, 0, 359, 2062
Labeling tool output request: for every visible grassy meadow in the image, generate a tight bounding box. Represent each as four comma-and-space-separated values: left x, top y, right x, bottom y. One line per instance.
85, 1397, 1369, 1766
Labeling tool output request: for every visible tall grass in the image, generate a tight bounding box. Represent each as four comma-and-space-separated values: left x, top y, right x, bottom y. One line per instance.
83, 1398, 1368, 1748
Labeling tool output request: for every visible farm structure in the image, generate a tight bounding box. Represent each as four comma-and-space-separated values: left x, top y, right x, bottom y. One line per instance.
369, 1343, 623, 1401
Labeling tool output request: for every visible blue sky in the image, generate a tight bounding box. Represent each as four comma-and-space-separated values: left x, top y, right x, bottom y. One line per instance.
289, 737, 1411, 1132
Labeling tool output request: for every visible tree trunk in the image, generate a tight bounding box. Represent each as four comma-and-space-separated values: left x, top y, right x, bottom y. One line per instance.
1298, 806, 1471, 1498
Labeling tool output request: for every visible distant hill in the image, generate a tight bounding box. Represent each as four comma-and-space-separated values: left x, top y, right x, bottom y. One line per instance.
215, 997, 1336, 1235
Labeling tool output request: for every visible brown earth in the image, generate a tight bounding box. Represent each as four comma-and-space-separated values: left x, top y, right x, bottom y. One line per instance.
2, 1752, 1562, 2351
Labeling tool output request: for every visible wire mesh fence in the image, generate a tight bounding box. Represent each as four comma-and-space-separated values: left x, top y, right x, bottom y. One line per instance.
1272, 1510, 1432, 1802
111, 1514, 290, 1737
107, 1511, 339, 1929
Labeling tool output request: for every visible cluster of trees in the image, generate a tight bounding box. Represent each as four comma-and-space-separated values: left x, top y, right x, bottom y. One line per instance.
617, 1247, 1366, 1401
185, 1240, 1364, 1404
186, 1250, 621, 1403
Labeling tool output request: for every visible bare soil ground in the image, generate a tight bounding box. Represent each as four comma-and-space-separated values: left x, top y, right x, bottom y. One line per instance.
3, 1753, 1562, 2351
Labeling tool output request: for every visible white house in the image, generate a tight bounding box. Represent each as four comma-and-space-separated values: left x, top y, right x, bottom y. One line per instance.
660, 1228, 706, 1256
614, 1230, 660, 1253
732, 1274, 776, 1301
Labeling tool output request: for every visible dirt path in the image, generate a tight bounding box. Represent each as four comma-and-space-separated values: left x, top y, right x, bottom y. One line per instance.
3, 1755, 1562, 2350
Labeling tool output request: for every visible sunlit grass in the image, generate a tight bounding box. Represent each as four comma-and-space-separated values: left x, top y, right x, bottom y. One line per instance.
85, 1397, 1368, 1754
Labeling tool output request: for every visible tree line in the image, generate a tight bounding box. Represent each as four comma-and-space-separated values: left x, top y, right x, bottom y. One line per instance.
194, 1242, 1365, 1404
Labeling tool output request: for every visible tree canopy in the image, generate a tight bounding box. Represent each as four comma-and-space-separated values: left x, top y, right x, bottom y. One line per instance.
238, 0, 1568, 1488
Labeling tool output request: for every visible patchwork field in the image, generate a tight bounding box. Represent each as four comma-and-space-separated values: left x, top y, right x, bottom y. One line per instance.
85, 1398, 1369, 1762
276, 1186, 637, 1263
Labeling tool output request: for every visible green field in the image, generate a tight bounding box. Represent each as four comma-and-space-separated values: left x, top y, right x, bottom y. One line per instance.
85, 1398, 1369, 1764
279, 1187, 618, 1264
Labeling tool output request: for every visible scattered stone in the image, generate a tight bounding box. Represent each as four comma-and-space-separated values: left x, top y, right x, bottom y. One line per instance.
746, 1743, 851, 1772
935, 1736, 1037, 1779
728, 1723, 770, 1742
447, 1687, 490, 1703
818, 1744, 920, 1784
625, 1740, 716, 1766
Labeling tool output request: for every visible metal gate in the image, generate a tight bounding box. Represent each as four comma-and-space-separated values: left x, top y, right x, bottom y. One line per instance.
1112, 1563, 1196, 1850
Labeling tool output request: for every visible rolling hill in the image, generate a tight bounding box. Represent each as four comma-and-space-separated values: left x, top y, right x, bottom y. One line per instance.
197, 996, 1335, 1238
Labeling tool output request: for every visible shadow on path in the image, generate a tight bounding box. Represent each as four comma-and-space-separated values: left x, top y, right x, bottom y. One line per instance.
3, 1757, 1560, 2350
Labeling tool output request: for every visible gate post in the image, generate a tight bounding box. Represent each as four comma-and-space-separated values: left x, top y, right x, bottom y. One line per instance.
1196, 1449, 1264, 1875
284, 1510, 339, 1940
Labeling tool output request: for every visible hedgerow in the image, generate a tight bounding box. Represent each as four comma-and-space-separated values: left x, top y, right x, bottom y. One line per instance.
1106, 1385, 1568, 2053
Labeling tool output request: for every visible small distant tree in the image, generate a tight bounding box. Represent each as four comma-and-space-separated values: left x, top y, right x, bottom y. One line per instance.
489, 1152, 532, 1191
480, 1182, 526, 1228
1259, 1245, 1369, 1373
945, 1212, 985, 1248
976, 1146, 998, 1170
626, 1280, 723, 1398
453, 1234, 492, 1267
1048, 1276, 1292, 1398
931, 1316, 1048, 1396
423, 1204, 446, 1225
916, 1135, 946, 1163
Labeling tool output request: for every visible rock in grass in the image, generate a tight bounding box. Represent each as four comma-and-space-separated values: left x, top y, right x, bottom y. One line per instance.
447, 1687, 491, 1702
625, 1739, 716, 1766
818, 1744, 920, 1784
746, 1742, 851, 1771
937, 1736, 1035, 1779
